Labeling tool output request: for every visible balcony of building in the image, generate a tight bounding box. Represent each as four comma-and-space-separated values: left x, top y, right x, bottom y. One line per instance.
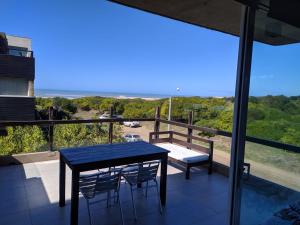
0, 116, 299, 225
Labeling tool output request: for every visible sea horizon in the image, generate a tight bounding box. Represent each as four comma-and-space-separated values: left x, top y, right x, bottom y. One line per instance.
35, 88, 173, 100
35, 89, 295, 99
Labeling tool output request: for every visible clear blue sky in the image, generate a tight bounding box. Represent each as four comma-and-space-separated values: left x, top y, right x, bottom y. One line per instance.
1, 0, 299, 96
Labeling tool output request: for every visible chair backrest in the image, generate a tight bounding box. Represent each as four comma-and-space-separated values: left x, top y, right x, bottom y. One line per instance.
124, 161, 160, 184
137, 161, 160, 183
79, 171, 121, 199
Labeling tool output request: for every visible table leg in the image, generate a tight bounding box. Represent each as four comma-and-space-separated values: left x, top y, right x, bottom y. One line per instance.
137, 163, 143, 188
59, 155, 66, 207
70, 170, 80, 225
160, 154, 168, 206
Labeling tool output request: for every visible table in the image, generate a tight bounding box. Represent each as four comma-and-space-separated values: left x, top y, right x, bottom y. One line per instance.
59, 141, 169, 225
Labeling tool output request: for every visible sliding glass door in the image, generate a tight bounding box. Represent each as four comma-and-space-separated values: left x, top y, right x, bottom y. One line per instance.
235, 1, 300, 225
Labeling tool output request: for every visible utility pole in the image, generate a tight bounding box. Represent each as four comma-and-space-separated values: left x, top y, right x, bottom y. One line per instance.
168, 97, 172, 131
168, 87, 180, 131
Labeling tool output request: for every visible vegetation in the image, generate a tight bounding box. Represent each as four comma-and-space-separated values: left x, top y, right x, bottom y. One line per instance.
36, 97, 77, 114
1, 95, 300, 159
246, 96, 300, 146
0, 126, 47, 155
0, 123, 124, 156
54, 123, 124, 149
34, 95, 300, 146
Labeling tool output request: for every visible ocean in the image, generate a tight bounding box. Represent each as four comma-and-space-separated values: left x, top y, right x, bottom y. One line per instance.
35, 89, 170, 99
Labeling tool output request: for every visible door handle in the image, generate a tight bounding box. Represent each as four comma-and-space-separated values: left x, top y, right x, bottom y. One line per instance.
242, 162, 251, 180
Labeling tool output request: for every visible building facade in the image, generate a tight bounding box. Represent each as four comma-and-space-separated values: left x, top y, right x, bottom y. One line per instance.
0, 33, 35, 120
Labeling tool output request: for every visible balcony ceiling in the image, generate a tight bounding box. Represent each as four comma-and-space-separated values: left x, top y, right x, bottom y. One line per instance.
108, 0, 300, 46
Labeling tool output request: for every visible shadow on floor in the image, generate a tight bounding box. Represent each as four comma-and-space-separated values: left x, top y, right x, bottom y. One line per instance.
0, 161, 230, 225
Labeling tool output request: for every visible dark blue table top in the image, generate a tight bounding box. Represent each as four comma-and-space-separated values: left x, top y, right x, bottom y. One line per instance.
60, 141, 169, 166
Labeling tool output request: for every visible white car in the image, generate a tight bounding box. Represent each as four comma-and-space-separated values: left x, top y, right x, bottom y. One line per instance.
123, 134, 143, 142
123, 121, 140, 127
99, 114, 123, 119
99, 114, 110, 119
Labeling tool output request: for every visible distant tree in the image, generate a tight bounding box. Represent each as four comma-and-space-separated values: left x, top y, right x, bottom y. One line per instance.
35, 97, 53, 110
99, 98, 116, 112
247, 103, 265, 121
52, 97, 77, 114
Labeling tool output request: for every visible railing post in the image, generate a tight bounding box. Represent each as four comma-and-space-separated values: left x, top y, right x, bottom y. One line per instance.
209, 141, 214, 174
154, 106, 160, 140
187, 111, 194, 147
169, 131, 173, 143
49, 106, 54, 152
108, 106, 113, 144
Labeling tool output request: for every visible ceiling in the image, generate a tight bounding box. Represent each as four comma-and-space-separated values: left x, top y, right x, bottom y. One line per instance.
108, 0, 300, 46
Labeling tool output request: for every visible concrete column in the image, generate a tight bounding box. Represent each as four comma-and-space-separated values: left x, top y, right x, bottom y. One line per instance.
28, 80, 34, 96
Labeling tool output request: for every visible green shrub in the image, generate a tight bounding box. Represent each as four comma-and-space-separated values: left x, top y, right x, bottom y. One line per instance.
53, 123, 124, 149
0, 126, 47, 155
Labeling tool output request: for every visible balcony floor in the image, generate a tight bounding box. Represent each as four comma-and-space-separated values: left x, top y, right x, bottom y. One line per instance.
0, 160, 229, 225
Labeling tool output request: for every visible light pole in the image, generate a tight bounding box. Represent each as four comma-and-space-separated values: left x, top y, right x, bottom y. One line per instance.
168, 88, 180, 131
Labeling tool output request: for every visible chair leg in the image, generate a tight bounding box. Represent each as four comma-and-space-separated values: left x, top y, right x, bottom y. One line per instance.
130, 186, 137, 221
114, 190, 118, 203
145, 181, 149, 198
208, 162, 213, 175
155, 180, 163, 214
107, 191, 111, 208
86, 199, 92, 225
118, 193, 125, 225
107, 192, 109, 208
185, 166, 190, 180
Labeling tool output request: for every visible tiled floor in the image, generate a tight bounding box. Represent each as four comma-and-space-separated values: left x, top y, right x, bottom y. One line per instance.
0, 160, 229, 225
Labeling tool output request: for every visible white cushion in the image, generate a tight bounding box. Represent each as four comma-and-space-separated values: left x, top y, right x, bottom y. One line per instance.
155, 143, 209, 163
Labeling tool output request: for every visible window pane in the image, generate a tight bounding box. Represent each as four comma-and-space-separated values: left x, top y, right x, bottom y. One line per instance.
0, 77, 28, 96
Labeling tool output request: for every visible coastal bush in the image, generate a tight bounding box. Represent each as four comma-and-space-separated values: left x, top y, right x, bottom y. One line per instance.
53, 123, 124, 149
0, 124, 125, 155
195, 109, 233, 134
123, 101, 159, 118
0, 126, 47, 155
34, 95, 300, 147
36, 97, 53, 109
247, 103, 266, 121
99, 98, 118, 112
52, 97, 77, 114
36, 97, 78, 112
73, 97, 103, 111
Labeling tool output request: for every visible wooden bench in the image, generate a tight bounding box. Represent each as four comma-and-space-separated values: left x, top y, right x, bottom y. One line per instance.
149, 131, 213, 179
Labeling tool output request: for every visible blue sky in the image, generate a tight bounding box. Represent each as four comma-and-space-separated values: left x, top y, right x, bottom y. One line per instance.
1, 0, 299, 96
250, 42, 300, 96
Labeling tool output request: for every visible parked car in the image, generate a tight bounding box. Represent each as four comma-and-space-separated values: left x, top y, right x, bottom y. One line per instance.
123, 134, 143, 142
99, 113, 123, 119
99, 113, 110, 119
123, 121, 140, 127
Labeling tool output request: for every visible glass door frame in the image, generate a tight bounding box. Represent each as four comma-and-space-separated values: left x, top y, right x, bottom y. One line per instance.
228, 4, 256, 225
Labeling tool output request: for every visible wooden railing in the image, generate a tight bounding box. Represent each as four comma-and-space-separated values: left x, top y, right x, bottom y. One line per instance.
0, 117, 155, 152
153, 107, 300, 154
0, 106, 300, 154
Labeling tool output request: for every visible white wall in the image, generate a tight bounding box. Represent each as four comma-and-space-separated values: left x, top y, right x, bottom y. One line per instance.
6, 35, 32, 51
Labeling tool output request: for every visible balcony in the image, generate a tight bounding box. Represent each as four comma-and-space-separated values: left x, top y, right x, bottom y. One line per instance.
0, 48, 35, 120
0, 53, 34, 80
0, 116, 299, 225
0, 96, 35, 121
